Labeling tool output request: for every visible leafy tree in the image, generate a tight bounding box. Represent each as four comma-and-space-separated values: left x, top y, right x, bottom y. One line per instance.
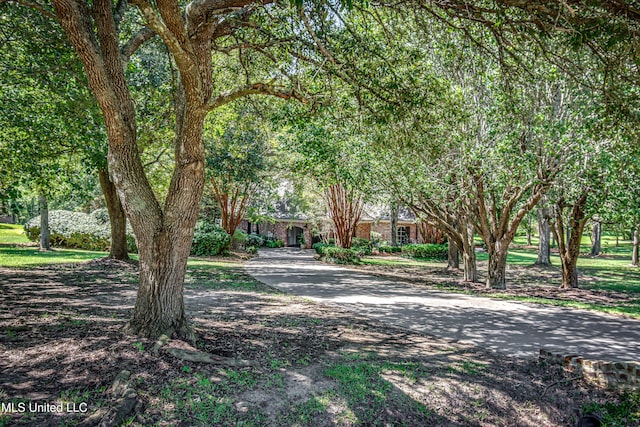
204, 105, 274, 241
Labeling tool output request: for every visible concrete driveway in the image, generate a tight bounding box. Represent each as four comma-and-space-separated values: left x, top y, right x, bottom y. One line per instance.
245, 248, 640, 361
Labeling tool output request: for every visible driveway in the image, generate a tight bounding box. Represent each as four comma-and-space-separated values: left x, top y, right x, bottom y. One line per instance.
245, 248, 640, 361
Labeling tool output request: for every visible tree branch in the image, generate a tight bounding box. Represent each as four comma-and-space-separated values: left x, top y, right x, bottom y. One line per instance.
207, 82, 307, 111
121, 27, 156, 61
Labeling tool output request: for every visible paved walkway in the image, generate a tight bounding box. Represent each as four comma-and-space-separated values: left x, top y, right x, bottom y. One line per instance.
245, 248, 640, 361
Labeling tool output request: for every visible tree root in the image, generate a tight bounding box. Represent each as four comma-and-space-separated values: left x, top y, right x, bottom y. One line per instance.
164, 347, 255, 367
78, 370, 138, 427
540, 375, 583, 399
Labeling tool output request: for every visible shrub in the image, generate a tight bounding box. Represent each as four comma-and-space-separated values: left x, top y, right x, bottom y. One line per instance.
191, 222, 231, 256
245, 245, 258, 255
351, 237, 372, 256
245, 234, 264, 248
379, 245, 401, 254
401, 243, 448, 260
25, 210, 118, 251
312, 242, 332, 255
323, 246, 360, 264
265, 239, 283, 248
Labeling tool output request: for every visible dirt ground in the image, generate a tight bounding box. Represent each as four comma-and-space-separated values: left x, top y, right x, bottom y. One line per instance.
0, 259, 631, 426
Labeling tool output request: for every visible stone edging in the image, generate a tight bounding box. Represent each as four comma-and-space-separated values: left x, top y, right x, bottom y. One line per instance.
539, 349, 639, 391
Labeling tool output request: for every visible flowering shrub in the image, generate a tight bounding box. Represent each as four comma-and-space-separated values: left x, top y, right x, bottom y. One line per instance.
25, 209, 137, 252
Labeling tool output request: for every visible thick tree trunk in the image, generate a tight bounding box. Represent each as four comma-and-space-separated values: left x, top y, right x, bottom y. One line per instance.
390, 201, 398, 246
38, 192, 50, 251
486, 241, 508, 289
99, 168, 129, 260
447, 238, 459, 269
125, 231, 193, 339
632, 227, 639, 267
590, 220, 601, 256
536, 206, 552, 265
560, 252, 579, 288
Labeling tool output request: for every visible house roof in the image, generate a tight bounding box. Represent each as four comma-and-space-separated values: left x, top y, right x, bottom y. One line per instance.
267, 200, 310, 221
361, 205, 416, 222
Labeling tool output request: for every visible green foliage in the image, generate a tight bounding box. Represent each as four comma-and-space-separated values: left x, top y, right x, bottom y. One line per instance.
401, 244, 448, 260
265, 239, 284, 248
322, 246, 361, 264
191, 223, 231, 256
24, 210, 134, 252
312, 242, 332, 255
351, 237, 372, 255
245, 234, 264, 248
580, 393, 640, 427
379, 245, 401, 254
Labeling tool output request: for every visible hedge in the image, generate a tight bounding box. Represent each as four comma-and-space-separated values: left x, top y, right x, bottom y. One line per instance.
379, 245, 401, 254
191, 222, 231, 256
401, 243, 448, 259
322, 246, 361, 264
24, 210, 137, 252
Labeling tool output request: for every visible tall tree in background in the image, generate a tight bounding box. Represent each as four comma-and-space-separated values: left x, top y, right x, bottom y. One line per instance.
204, 106, 273, 240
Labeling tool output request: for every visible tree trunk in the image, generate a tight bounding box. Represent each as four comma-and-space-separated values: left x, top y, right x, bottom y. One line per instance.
553, 193, 589, 289
125, 231, 193, 339
99, 168, 129, 260
632, 227, 639, 267
38, 192, 50, 251
560, 252, 579, 288
461, 221, 478, 282
590, 220, 601, 256
462, 245, 477, 282
447, 238, 459, 269
324, 184, 364, 249
390, 201, 398, 246
536, 206, 552, 265
486, 241, 508, 289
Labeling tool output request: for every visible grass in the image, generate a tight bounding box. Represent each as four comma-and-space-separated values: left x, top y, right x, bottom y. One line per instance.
0, 224, 29, 244
0, 246, 107, 267
580, 392, 640, 427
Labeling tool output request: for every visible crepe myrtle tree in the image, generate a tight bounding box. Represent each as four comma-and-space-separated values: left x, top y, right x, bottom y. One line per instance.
10, 0, 342, 339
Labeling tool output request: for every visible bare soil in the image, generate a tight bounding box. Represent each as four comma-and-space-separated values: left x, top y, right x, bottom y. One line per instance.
0, 259, 626, 426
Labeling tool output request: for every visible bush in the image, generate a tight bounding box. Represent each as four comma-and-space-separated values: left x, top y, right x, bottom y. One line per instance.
24, 210, 124, 251
265, 239, 283, 248
379, 245, 401, 254
401, 243, 448, 260
351, 237, 372, 256
323, 246, 360, 264
312, 242, 332, 255
191, 222, 231, 256
245, 245, 258, 255
245, 234, 264, 248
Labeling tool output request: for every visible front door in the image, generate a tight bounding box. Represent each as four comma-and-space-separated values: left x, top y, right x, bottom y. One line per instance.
287, 226, 304, 247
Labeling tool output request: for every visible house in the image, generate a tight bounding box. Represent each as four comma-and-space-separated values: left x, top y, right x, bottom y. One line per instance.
355, 205, 445, 245
239, 201, 444, 249
238, 200, 314, 248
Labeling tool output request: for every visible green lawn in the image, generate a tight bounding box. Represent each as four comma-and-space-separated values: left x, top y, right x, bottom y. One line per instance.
0, 223, 30, 244
0, 246, 108, 267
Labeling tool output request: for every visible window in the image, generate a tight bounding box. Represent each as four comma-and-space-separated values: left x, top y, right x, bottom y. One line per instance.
397, 226, 410, 245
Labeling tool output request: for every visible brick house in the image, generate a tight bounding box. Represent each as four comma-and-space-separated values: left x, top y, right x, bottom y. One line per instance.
238, 202, 443, 248
356, 206, 444, 245
238, 200, 314, 248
